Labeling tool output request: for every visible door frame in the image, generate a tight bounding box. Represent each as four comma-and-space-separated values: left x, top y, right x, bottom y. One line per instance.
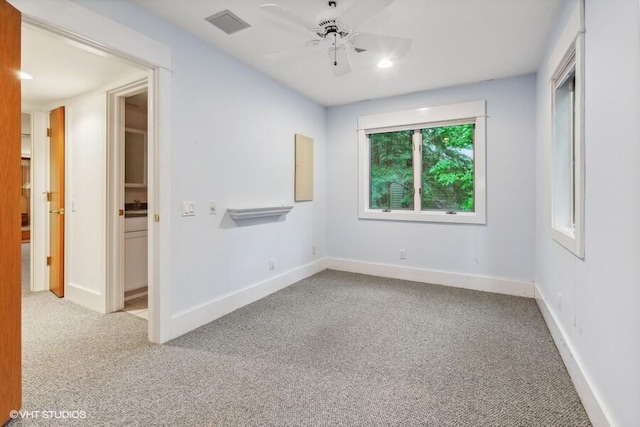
27, 111, 50, 293
13, 0, 173, 343
106, 78, 148, 314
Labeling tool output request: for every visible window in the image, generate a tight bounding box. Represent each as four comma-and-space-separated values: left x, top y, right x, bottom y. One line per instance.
358, 101, 486, 224
551, 36, 584, 258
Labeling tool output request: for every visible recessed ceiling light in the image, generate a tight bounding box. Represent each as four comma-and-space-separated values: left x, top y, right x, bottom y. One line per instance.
377, 59, 393, 69
18, 71, 34, 80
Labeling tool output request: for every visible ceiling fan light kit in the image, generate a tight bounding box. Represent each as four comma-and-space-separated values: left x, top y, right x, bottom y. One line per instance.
377, 59, 393, 69
260, 0, 411, 76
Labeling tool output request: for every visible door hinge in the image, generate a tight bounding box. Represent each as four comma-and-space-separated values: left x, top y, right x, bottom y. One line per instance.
47, 128, 51, 137
46, 256, 51, 266
154, 214, 160, 223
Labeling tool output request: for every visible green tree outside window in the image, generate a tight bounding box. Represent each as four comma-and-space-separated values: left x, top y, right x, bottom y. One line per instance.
369, 123, 474, 212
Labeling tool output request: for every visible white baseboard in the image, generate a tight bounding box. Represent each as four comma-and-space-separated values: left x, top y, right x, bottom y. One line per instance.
65, 282, 106, 314
535, 284, 614, 427
326, 258, 534, 298
170, 258, 328, 340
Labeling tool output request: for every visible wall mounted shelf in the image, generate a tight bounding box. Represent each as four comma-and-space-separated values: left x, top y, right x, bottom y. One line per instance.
227, 206, 294, 220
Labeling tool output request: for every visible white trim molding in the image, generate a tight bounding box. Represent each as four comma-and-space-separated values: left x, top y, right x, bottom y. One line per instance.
535, 284, 614, 427
106, 78, 149, 317
28, 111, 49, 292
327, 258, 534, 298
170, 259, 328, 340
65, 282, 105, 314
10, 0, 171, 70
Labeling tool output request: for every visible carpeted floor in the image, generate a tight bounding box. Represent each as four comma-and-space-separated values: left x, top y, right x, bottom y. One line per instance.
12, 270, 591, 426
21, 242, 30, 294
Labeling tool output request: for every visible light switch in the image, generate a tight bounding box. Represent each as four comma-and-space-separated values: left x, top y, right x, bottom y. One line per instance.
210, 202, 217, 215
182, 201, 196, 216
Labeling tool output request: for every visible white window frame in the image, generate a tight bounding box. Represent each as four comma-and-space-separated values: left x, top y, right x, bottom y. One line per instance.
551, 34, 585, 258
358, 101, 486, 224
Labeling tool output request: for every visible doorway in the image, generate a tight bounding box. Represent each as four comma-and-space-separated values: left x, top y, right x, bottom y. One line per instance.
20, 113, 32, 295
106, 86, 151, 318
2, 2, 172, 420
19, 19, 164, 340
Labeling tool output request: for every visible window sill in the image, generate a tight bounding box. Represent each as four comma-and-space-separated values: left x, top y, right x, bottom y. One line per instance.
359, 209, 486, 224
552, 226, 584, 258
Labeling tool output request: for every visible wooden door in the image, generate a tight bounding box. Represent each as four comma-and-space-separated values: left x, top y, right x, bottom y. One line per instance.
49, 107, 65, 297
0, 0, 22, 422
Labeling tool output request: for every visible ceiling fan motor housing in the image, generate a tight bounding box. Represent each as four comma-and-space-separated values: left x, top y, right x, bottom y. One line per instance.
317, 20, 350, 40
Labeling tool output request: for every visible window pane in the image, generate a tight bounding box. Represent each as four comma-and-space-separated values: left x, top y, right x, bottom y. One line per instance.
553, 69, 575, 230
369, 130, 414, 210
421, 124, 474, 212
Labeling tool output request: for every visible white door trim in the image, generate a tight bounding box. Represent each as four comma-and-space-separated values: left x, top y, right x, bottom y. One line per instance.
27, 111, 50, 293
12, 0, 173, 343
106, 78, 148, 315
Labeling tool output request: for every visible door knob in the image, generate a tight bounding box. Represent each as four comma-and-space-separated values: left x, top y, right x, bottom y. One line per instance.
49, 208, 65, 215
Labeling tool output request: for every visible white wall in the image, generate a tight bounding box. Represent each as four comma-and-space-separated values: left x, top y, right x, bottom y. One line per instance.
70, 0, 327, 331
535, 0, 640, 425
326, 75, 537, 287
21, 113, 31, 156
29, 112, 49, 293
64, 91, 109, 311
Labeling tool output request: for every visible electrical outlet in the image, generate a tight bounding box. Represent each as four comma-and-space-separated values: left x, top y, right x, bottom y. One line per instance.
557, 292, 562, 313
182, 201, 196, 216
399, 249, 407, 260
209, 202, 217, 215
312, 245, 317, 255
269, 258, 275, 270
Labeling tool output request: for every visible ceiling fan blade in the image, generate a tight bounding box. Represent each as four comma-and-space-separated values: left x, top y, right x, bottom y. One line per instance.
260, 4, 315, 30
352, 32, 412, 57
340, 0, 393, 29
266, 41, 321, 62
329, 46, 351, 77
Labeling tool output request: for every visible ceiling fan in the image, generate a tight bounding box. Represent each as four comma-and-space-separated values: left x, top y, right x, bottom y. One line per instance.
260, 0, 412, 76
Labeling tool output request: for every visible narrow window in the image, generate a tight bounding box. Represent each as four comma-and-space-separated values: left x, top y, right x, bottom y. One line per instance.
551, 41, 584, 257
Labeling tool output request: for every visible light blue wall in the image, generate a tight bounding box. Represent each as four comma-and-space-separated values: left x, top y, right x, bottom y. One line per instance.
326, 74, 537, 284
535, 0, 640, 425
72, 0, 328, 315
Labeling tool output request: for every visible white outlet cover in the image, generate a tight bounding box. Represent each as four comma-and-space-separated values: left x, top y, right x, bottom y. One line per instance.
182, 201, 196, 216
209, 202, 217, 215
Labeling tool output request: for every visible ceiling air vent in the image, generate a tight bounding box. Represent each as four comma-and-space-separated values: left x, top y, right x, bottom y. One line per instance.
205, 10, 251, 35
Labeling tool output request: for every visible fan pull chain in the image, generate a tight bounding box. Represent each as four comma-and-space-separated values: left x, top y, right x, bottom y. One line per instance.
334, 33, 337, 67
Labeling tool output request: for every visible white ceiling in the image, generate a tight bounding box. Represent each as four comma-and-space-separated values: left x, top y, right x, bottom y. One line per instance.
134, 0, 562, 106
21, 25, 143, 110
